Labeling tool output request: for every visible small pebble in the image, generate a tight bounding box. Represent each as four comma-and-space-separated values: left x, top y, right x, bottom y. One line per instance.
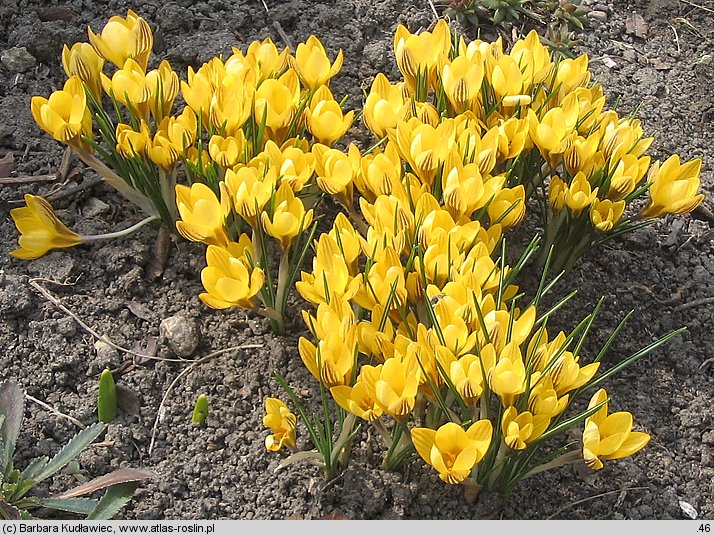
160, 315, 200, 357
588, 10, 608, 22
1, 47, 37, 72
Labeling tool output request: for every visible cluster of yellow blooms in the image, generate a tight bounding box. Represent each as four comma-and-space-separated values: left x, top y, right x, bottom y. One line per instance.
13, 11, 703, 495
262, 20, 687, 491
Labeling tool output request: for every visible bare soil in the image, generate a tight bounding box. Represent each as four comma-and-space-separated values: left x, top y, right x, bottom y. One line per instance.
0, 0, 712, 520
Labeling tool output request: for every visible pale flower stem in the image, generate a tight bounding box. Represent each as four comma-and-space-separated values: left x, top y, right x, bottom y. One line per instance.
522, 450, 582, 480
82, 215, 159, 242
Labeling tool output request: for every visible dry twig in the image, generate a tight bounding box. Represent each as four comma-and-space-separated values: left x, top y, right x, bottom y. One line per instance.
679, 0, 714, 15
0, 174, 57, 185
25, 394, 85, 428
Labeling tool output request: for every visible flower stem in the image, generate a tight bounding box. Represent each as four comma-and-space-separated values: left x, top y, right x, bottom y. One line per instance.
82, 215, 159, 242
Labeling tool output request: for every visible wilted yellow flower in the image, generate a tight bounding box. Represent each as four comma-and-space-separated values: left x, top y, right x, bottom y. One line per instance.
31, 76, 92, 148
362, 74, 408, 139
208, 133, 246, 168
411, 420, 492, 485
10, 194, 84, 260
582, 389, 650, 470
175, 183, 230, 246
263, 398, 297, 451
88, 9, 153, 70
640, 155, 704, 218
590, 198, 625, 232
62, 42, 105, 98
261, 182, 314, 250
292, 35, 343, 90
199, 237, 265, 309
501, 406, 550, 450
304, 86, 354, 146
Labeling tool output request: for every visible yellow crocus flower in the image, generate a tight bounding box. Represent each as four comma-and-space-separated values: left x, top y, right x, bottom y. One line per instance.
263, 398, 297, 451
449, 352, 493, 402
528, 374, 569, 419
441, 161, 486, 219
490, 55, 531, 107
607, 154, 650, 199
245, 38, 289, 82
181, 59, 223, 124
261, 182, 314, 250
225, 165, 275, 226
88, 9, 153, 70
390, 117, 455, 186
10, 194, 84, 260
353, 246, 407, 311
488, 342, 527, 407
145, 60, 179, 121
254, 69, 301, 140
298, 330, 357, 388
362, 74, 409, 139
115, 121, 152, 157
305, 86, 354, 146
331, 379, 383, 422
411, 420, 492, 485
640, 155, 704, 218
296, 234, 360, 305
590, 198, 625, 232
528, 102, 578, 162
582, 389, 650, 470
149, 107, 197, 170
292, 35, 343, 90
100, 58, 151, 118
209, 77, 253, 136
199, 237, 265, 309
208, 133, 246, 169
509, 30, 553, 88
440, 54, 484, 112
175, 183, 230, 246
355, 142, 403, 201
373, 354, 419, 418
564, 172, 598, 215
548, 351, 600, 396
393, 19, 451, 88
31, 76, 92, 148
62, 42, 105, 99
313, 143, 360, 208
263, 139, 315, 192
487, 185, 526, 230
501, 406, 550, 450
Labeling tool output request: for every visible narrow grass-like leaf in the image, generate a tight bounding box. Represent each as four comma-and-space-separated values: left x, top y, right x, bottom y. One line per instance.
39, 497, 98, 516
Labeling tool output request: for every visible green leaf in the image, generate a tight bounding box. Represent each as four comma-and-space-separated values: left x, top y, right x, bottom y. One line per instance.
0, 380, 25, 478
33, 423, 106, 483
86, 482, 139, 520
98, 370, 118, 424
39, 497, 98, 516
191, 394, 208, 426
21, 456, 48, 481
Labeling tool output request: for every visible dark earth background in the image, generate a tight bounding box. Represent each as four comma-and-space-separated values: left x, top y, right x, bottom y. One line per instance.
0, 0, 712, 520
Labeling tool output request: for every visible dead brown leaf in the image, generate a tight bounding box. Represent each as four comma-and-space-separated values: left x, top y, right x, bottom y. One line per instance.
0, 152, 14, 178
55, 468, 154, 499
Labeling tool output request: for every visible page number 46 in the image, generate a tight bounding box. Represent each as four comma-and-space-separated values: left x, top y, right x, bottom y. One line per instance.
698, 525, 711, 533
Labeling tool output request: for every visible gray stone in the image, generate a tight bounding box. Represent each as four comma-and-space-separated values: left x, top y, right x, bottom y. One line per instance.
160, 315, 200, 357
588, 10, 608, 22
1, 47, 37, 72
